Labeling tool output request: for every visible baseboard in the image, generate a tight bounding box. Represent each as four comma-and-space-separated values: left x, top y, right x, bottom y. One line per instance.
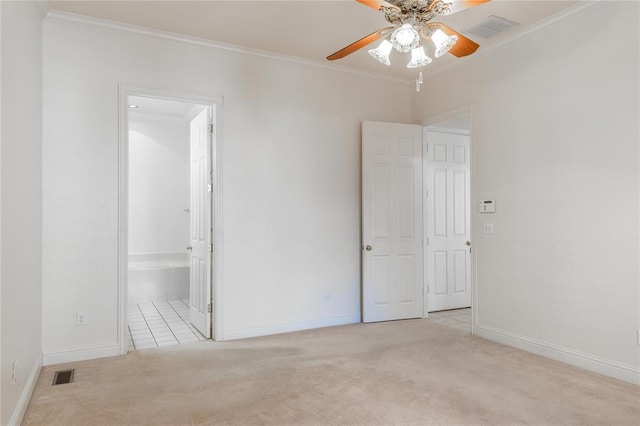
8, 352, 43, 426
43, 344, 120, 366
475, 324, 640, 385
224, 313, 361, 341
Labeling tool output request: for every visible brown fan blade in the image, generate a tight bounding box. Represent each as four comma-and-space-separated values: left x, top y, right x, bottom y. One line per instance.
448, 0, 491, 14
429, 22, 480, 57
355, 0, 401, 12
327, 27, 394, 61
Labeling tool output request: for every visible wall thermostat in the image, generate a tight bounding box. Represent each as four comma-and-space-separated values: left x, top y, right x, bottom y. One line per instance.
479, 199, 496, 213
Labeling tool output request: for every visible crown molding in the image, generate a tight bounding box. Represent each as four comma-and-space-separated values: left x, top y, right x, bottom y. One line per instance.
43, 10, 411, 86
423, 0, 609, 80
42, 1, 608, 86
36, 0, 50, 19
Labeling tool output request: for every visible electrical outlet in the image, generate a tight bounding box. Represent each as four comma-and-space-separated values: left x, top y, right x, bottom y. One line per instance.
76, 312, 86, 326
483, 223, 494, 234
11, 361, 17, 384
323, 291, 332, 302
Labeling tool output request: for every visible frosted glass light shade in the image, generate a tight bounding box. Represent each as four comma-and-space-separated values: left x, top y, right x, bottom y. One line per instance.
368, 40, 393, 66
431, 29, 458, 58
407, 46, 432, 68
391, 24, 420, 53
395, 24, 417, 46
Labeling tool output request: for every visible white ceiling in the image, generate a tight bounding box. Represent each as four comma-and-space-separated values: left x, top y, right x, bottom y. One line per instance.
48, 0, 579, 80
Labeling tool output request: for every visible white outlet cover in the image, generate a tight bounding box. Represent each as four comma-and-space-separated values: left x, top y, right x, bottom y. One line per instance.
483, 223, 494, 234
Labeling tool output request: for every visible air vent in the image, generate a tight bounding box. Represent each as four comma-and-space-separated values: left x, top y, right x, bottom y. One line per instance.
52, 369, 74, 386
463, 15, 520, 38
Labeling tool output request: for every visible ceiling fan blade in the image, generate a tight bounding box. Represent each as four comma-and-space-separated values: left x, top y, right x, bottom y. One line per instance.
448, 0, 491, 14
429, 22, 480, 57
327, 27, 394, 61
355, 0, 401, 12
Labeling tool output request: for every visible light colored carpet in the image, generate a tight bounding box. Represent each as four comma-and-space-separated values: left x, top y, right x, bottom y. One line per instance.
24, 319, 639, 425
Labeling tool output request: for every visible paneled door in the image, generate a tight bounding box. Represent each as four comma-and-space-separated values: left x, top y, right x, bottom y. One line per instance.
425, 128, 471, 312
362, 121, 424, 323
189, 108, 212, 337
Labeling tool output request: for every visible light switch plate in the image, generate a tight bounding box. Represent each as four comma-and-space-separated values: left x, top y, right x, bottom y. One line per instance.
483, 223, 494, 234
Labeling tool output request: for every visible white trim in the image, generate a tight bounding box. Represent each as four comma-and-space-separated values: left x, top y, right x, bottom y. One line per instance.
7, 352, 42, 426
117, 85, 128, 357
35, 1, 50, 19
424, 1, 609, 80
224, 313, 361, 341
43, 344, 120, 366
421, 129, 428, 318
475, 324, 640, 385
420, 104, 475, 128
425, 125, 470, 136
43, 10, 410, 86
118, 85, 225, 352
212, 99, 225, 341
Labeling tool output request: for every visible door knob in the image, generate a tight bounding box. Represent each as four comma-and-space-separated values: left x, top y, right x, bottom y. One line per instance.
186, 246, 193, 251
465, 241, 471, 246
365, 245, 372, 251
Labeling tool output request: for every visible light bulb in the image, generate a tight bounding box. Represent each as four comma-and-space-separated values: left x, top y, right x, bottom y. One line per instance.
431, 29, 458, 58
407, 46, 432, 68
368, 40, 393, 66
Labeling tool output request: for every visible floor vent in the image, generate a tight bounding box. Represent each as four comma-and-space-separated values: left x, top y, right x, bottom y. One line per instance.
52, 369, 75, 386
463, 15, 520, 38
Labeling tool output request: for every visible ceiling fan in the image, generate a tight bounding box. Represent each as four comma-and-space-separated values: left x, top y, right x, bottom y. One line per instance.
327, 0, 490, 89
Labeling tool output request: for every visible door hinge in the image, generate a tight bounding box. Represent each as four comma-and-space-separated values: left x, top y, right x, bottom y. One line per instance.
207, 303, 211, 313
207, 183, 213, 193
208, 123, 214, 134
425, 143, 428, 152
426, 237, 430, 246
425, 190, 428, 198
207, 243, 212, 253
427, 285, 430, 294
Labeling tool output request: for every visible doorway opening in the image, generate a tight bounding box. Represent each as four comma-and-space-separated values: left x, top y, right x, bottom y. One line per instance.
423, 112, 472, 334
118, 89, 222, 353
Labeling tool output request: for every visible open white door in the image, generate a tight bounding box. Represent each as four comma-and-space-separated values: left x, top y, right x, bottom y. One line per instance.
425, 128, 471, 312
362, 121, 424, 323
189, 108, 212, 337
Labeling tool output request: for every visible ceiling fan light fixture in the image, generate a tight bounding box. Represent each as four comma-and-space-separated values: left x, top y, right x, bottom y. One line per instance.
390, 23, 420, 53
407, 46, 432, 68
368, 39, 393, 65
431, 29, 458, 58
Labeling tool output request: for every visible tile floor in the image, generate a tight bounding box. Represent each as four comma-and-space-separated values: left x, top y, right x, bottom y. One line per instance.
127, 299, 206, 351
427, 307, 471, 333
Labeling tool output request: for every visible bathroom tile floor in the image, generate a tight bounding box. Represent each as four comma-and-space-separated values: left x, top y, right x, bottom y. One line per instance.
127, 299, 206, 351
427, 307, 471, 333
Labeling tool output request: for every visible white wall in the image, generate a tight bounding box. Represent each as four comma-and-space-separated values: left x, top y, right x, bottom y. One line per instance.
1, 1, 43, 423
41, 15, 413, 361
128, 112, 189, 256
414, 2, 639, 383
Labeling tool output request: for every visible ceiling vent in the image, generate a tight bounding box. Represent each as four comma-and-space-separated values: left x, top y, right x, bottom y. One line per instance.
463, 15, 520, 38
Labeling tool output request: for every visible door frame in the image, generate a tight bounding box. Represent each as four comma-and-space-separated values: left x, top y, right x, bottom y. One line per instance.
420, 105, 476, 334
117, 85, 224, 354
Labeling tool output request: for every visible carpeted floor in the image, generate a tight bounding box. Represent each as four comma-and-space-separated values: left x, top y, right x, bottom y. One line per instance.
24, 319, 639, 425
